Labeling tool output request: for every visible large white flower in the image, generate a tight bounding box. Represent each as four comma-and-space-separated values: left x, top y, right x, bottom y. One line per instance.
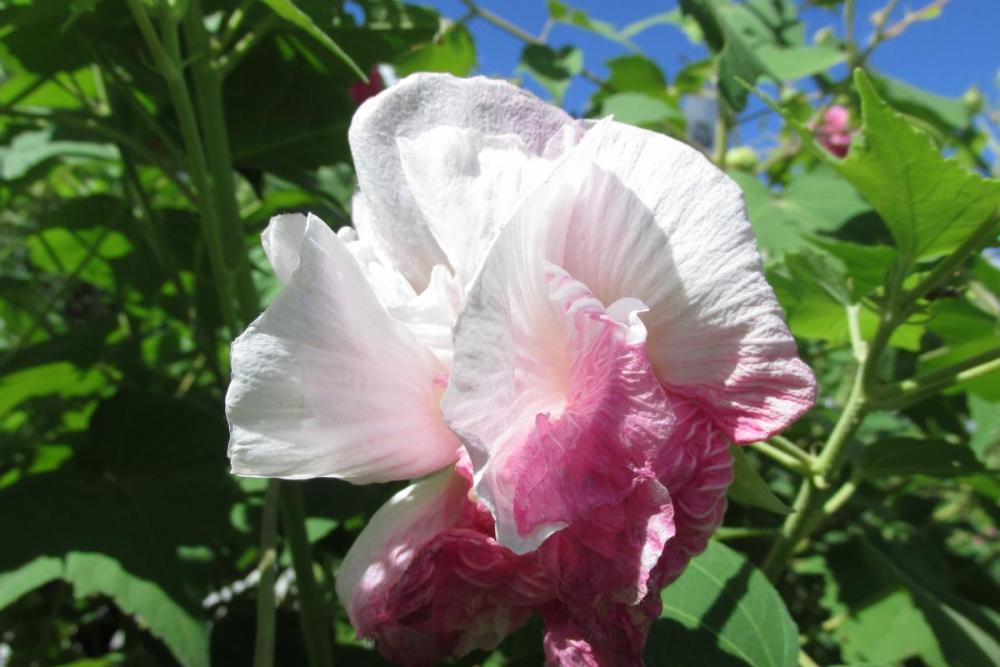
225, 73, 815, 665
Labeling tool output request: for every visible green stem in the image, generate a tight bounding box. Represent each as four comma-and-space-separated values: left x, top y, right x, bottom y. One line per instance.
182, 0, 259, 323
459, 0, 543, 45
762, 480, 819, 578
769, 434, 814, 465
281, 483, 334, 667
713, 108, 731, 167
749, 440, 811, 475
715, 526, 779, 541
127, 0, 240, 339
874, 348, 1000, 410
254, 480, 281, 667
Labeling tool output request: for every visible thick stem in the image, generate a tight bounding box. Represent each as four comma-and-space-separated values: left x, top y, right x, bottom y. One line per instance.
281, 483, 334, 667
127, 0, 241, 339
254, 480, 281, 667
181, 0, 259, 323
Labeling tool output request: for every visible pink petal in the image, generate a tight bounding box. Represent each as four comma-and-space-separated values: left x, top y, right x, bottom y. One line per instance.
541, 596, 660, 667
336, 465, 554, 666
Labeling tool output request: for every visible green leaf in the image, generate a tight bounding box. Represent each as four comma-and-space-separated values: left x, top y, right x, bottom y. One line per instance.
259, 0, 365, 79
600, 92, 684, 129
727, 445, 791, 514
968, 395, 1000, 466
546, 0, 636, 49
645, 541, 799, 667
27, 227, 132, 290
0, 389, 249, 667
836, 590, 947, 666
395, 21, 475, 77
0, 362, 106, 415
861, 538, 1000, 667
0, 555, 62, 610
755, 44, 844, 81
1, 128, 118, 180
732, 168, 870, 253
870, 71, 971, 134
599, 54, 667, 98
834, 70, 1000, 263
857, 437, 987, 479
768, 248, 923, 349
518, 44, 582, 104
680, 0, 774, 111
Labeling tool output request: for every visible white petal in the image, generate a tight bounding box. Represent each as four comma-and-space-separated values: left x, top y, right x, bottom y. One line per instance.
261, 213, 308, 285
349, 73, 575, 290
226, 215, 458, 483
386, 264, 461, 368
397, 127, 553, 287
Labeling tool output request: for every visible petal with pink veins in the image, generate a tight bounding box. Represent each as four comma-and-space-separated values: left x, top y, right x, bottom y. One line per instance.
562, 121, 817, 442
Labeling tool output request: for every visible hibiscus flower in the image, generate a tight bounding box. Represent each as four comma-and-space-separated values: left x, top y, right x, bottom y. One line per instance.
225, 73, 815, 665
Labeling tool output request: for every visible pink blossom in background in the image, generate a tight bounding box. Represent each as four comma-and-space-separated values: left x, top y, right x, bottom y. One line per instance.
225, 73, 815, 665
350, 65, 386, 105
814, 105, 853, 157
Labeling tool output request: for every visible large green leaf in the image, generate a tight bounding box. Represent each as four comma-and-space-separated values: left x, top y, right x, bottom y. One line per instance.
644, 541, 798, 667
755, 44, 844, 81
0, 389, 249, 667
830, 70, 1000, 263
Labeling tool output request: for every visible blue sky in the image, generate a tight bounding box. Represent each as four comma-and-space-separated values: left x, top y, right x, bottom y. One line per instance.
425, 0, 1000, 118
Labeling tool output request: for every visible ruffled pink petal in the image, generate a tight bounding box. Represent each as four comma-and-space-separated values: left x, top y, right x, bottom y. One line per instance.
538, 477, 674, 609
450, 260, 677, 554
336, 462, 554, 667
541, 596, 660, 667
651, 400, 733, 587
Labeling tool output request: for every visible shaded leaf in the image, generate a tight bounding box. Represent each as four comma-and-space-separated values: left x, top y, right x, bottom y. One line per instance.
0, 389, 249, 667
727, 445, 791, 514
858, 437, 987, 479
645, 541, 798, 667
